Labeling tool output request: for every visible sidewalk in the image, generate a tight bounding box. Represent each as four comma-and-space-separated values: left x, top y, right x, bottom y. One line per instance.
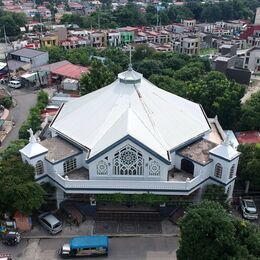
22, 219, 180, 239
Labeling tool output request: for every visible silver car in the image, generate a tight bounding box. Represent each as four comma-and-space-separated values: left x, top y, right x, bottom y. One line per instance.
240, 197, 258, 220
38, 213, 62, 235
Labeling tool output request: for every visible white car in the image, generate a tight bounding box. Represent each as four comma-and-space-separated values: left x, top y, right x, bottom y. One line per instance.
8, 80, 21, 89
240, 197, 258, 220
38, 212, 62, 235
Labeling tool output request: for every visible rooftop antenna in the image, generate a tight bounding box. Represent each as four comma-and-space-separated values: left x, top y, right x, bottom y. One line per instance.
128, 44, 132, 70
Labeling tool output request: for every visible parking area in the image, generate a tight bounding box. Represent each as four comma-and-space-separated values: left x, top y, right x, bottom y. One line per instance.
94, 221, 162, 235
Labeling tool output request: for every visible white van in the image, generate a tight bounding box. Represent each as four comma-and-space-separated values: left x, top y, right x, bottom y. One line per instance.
8, 80, 21, 89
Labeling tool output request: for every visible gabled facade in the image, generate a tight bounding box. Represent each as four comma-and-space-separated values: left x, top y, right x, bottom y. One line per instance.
20, 67, 240, 206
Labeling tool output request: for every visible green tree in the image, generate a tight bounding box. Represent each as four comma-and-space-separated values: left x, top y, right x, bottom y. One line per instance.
132, 44, 155, 62
0, 97, 12, 109
148, 74, 186, 97
177, 201, 238, 260
237, 143, 260, 192
0, 139, 28, 160
114, 3, 146, 26
19, 91, 48, 139
177, 200, 260, 260
0, 15, 20, 37
202, 184, 227, 207
40, 46, 66, 63
0, 157, 45, 214
137, 59, 164, 78
12, 12, 27, 27
239, 91, 260, 131
80, 60, 115, 95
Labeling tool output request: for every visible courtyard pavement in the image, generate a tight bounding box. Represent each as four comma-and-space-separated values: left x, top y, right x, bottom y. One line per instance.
22, 219, 179, 239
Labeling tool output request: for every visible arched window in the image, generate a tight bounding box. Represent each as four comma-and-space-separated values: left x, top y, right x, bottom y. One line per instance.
229, 164, 235, 179
35, 160, 44, 175
113, 145, 143, 176
214, 163, 222, 178
63, 158, 77, 174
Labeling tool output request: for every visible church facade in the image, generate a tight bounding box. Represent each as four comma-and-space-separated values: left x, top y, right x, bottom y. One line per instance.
20, 67, 240, 205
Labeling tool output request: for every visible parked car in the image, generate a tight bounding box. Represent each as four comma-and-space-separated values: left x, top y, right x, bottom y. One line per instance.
38, 212, 62, 235
7, 80, 21, 89
240, 197, 258, 220
1, 231, 21, 246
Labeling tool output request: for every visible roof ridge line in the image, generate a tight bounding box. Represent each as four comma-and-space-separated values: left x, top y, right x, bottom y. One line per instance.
131, 86, 169, 151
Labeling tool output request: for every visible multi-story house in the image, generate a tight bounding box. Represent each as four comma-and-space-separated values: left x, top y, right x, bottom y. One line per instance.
180, 36, 200, 55
90, 31, 107, 48
107, 31, 121, 47
40, 35, 59, 48
243, 46, 260, 72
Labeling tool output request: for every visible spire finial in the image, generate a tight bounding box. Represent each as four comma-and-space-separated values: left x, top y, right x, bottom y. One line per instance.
128, 44, 132, 71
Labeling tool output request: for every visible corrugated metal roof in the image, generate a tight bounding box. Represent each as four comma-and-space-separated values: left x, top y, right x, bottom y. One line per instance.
11, 48, 46, 58
52, 63, 89, 80
51, 68, 211, 161
33, 60, 71, 72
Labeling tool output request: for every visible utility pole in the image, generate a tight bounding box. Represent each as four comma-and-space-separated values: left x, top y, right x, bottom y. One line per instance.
98, 11, 100, 30
3, 26, 11, 81
156, 9, 159, 28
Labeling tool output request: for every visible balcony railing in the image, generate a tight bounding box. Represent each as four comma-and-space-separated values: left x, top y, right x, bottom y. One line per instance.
48, 171, 204, 193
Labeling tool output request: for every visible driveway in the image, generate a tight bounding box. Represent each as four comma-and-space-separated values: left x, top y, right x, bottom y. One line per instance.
1, 86, 38, 148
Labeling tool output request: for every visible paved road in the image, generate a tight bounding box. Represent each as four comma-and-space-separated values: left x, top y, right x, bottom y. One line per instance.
1, 86, 38, 148
0, 237, 178, 260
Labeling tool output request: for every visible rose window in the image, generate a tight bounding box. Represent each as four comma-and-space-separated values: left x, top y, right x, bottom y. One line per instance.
113, 145, 143, 175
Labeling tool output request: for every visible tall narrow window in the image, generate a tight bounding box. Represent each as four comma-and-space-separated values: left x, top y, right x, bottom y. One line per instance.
35, 160, 44, 175
214, 163, 223, 178
229, 164, 235, 179
113, 145, 143, 176
63, 158, 77, 174
97, 160, 108, 175
149, 160, 160, 176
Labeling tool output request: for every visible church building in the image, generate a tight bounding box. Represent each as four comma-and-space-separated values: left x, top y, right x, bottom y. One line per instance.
20, 66, 240, 206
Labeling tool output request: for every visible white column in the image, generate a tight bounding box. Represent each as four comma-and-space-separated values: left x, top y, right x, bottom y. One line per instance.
56, 188, 65, 209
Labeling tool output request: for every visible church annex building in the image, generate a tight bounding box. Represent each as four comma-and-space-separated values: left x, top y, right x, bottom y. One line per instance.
20, 67, 240, 205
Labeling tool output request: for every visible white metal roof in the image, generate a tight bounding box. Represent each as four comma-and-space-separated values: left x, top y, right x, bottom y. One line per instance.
20, 142, 48, 158
51, 68, 210, 161
210, 141, 240, 161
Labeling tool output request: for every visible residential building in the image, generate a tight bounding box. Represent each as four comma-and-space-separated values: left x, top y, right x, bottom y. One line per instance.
107, 31, 121, 47
243, 47, 260, 72
182, 19, 196, 28
40, 35, 59, 48
7, 48, 49, 71
213, 45, 251, 85
20, 67, 240, 207
90, 31, 107, 48
180, 36, 200, 55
